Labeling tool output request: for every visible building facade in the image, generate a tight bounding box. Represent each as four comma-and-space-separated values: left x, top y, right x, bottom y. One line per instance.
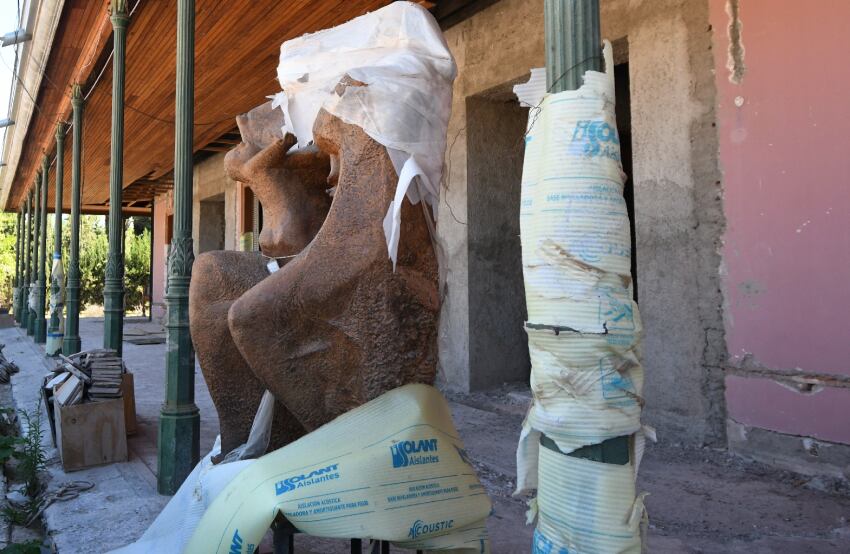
2, 0, 848, 480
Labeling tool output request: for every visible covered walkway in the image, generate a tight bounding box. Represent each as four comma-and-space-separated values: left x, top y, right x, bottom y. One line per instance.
0, 316, 530, 552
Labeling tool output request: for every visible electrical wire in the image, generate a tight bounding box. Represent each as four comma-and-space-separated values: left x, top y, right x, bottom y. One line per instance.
83, 0, 140, 101
9, 0, 246, 207
0, 0, 23, 165
0, 49, 46, 118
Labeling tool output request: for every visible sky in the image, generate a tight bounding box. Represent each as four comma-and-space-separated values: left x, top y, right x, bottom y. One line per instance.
0, 0, 25, 163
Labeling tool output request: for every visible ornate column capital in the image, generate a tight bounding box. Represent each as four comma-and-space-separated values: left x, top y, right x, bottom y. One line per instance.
109, 0, 129, 25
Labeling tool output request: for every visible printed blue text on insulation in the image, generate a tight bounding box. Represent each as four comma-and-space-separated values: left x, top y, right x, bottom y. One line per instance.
569, 119, 621, 161
228, 529, 254, 554
408, 518, 454, 539
532, 529, 570, 554
391, 438, 439, 468
275, 463, 340, 495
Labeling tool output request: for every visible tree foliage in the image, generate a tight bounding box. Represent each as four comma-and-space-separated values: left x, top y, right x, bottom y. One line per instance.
0, 213, 17, 307
1, 212, 151, 312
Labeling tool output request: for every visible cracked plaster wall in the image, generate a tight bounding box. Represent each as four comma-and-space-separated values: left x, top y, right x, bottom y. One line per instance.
710, 0, 850, 457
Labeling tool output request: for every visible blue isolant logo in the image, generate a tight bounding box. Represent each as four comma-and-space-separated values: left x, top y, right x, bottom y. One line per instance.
229, 529, 243, 554
408, 518, 454, 540
390, 439, 439, 468
533, 529, 571, 554
275, 463, 340, 496
569, 119, 621, 161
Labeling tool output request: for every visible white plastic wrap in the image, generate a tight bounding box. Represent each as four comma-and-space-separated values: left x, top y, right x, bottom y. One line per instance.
272, 1, 456, 268
114, 386, 490, 554
46, 255, 65, 355
515, 42, 646, 553
27, 282, 36, 312
219, 389, 275, 463
110, 438, 253, 554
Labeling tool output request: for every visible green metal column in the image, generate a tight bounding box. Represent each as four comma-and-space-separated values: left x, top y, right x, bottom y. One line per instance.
16, 209, 24, 322
13, 211, 21, 322
28, 177, 39, 337
47, 123, 66, 354
35, 157, 49, 344
64, 85, 84, 355
104, 1, 128, 356
542, 0, 628, 464
21, 191, 32, 330
545, 0, 602, 92
158, 0, 199, 495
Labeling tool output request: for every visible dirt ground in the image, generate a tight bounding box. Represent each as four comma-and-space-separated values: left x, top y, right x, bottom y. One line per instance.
1, 316, 848, 553
444, 385, 850, 553
294, 385, 850, 553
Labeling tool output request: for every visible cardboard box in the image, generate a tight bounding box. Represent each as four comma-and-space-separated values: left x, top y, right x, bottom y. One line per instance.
122, 372, 137, 435
55, 397, 128, 472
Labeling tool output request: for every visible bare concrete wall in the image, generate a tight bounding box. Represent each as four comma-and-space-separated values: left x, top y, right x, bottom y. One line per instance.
438, 0, 545, 391
439, 0, 727, 446
604, 0, 727, 446
198, 195, 226, 253
192, 153, 238, 255
466, 92, 530, 389
709, 0, 850, 472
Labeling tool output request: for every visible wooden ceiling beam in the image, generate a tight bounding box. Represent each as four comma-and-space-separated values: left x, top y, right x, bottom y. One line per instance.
9, 0, 393, 211
10, 0, 113, 210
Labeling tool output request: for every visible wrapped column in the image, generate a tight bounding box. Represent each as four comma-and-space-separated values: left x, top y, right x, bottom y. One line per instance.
515, 42, 646, 553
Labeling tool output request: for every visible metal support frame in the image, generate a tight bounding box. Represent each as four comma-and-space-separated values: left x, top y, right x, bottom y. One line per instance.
21, 190, 32, 330
104, 0, 128, 355
47, 122, 66, 352
543, 0, 628, 465
64, 85, 84, 355
157, 0, 200, 495
35, 157, 49, 343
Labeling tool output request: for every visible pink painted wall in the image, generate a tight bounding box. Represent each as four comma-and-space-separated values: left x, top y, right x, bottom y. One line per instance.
711, 1, 850, 442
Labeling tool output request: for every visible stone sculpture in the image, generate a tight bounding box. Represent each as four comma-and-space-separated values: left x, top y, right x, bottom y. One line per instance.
189, 94, 439, 461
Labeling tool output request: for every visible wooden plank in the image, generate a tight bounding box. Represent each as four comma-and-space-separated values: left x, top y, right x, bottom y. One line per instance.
121, 372, 137, 435
8, 0, 113, 210
55, 374, 82, 406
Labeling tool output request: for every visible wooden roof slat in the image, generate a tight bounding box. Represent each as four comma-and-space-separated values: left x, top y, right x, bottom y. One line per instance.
10, 0, 395, 212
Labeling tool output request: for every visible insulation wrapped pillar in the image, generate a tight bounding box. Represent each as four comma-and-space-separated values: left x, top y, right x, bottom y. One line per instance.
514, 42, 646, 553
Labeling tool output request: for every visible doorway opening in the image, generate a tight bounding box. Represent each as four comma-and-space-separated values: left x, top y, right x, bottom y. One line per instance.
466, 83, 531, 390
198, 192, 226, 253
614, 61, 637, 300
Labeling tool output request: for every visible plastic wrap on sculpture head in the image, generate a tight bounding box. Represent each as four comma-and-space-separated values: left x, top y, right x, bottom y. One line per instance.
190, 2, 455, 462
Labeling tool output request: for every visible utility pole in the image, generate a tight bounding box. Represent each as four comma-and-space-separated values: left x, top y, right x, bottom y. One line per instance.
158, 0, 200, 495
104, 0, 128, 355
